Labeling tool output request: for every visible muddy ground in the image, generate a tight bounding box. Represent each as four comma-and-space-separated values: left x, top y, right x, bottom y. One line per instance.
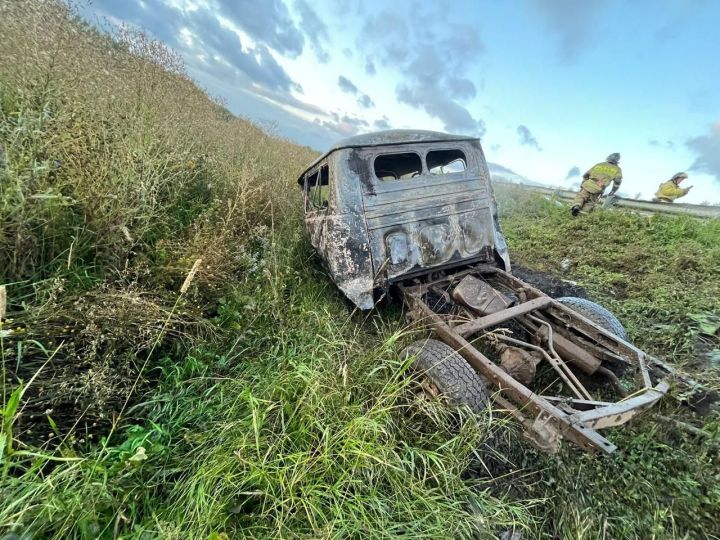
511, 265, 587, 299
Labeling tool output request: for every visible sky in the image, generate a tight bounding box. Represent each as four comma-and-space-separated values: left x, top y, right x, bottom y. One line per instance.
79, 0, 720, 203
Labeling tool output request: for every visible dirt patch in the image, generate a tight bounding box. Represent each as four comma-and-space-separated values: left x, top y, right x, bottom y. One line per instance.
512, 265, 587, 299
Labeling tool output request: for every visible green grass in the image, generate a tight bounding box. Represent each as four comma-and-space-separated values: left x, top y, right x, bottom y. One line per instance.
0, 3, 530, 538
1, 2, 719, 539
1, 228, 534, 539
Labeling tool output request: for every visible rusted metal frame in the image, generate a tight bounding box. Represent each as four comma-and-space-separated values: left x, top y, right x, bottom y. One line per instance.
493, 394, 533, 424
542, 396, 614, 409
544, 306, 637, 357
454, 297, 553, 337
492, 395, 564, 453
486, 267, 650, 389
540, 321, 631, 368
402, 290, 617, 453
488, 270, 637, 357
528, 315, 593, 400
401, 275, 668, 449
596, 366, 629, 398
489, 332, 591, 401
569, 382, 669, 429
483, 269, 549, 301
395, 263, 483, 291
490, 272, 644, 376
415, 270, 642, 400
543, 304, 653, 390
522, 311, 640, 400
636, 351, 653, 389
403, 265, 505, 306
516, 314, 629, 400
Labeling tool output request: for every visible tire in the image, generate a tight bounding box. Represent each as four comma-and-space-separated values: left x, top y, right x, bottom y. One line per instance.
556, 297, 628, 341
401, 339, 490, 413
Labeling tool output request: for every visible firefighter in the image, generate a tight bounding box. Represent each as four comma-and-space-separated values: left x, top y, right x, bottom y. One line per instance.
654, 172, 692, 203
571, 153, 623, 216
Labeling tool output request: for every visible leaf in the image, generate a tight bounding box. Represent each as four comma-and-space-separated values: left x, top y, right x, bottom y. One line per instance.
127, 446, 148, 463
688, 313, 720, 336
0, 433, 6, 462
1, 383, 24, 458
3, 383, 23, 422
47, 414, 59, 436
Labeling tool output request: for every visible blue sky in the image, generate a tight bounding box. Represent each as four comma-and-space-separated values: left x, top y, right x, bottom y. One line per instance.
80, 0, 720, 203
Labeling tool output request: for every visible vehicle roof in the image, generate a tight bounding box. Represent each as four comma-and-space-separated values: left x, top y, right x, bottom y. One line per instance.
297, 129, 479, 183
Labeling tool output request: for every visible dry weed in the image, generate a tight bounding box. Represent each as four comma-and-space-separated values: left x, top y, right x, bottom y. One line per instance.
0, 0, 315, 438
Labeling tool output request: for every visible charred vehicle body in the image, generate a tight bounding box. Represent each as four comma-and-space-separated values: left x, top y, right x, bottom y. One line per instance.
298, 129, 673, 454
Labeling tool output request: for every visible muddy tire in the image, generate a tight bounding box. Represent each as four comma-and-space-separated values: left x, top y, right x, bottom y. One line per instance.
557, 297, 628, 341
401, 339, 490, 413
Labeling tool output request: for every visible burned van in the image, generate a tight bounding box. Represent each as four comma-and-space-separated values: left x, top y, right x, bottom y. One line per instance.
298, 130, 509, 310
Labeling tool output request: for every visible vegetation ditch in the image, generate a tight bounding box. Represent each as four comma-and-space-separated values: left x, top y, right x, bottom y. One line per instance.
1, 2, 718, 538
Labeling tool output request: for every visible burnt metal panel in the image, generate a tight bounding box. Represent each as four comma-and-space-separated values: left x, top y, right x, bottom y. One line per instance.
357, 141, 507, 283
302, 153, 374, 309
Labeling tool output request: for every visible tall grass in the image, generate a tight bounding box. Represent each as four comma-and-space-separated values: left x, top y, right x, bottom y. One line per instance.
1, 225, 534, 539
0, 0, 315, 437
1, 2, 532, 538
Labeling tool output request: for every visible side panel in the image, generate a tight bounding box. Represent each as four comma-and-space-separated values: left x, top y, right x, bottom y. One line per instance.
303, 153, 375, 309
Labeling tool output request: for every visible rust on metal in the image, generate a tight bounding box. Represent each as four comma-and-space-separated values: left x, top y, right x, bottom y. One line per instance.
454, 297, 552, 336
452, 274, 513, 315
408, 293, 620, 453
498, 345, 541, 386
569, 382, 669, 429
537, 324, 602, 375
398, 269, 670, 454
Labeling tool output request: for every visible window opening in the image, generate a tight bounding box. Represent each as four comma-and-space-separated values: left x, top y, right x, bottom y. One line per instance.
427, 149, 467, 175
306, 165, 330, 210
374, 152, 423, 181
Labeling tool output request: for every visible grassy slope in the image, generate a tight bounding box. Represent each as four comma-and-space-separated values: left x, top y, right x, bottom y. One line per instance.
1, 3, 528, 539
1, 3, 719, 539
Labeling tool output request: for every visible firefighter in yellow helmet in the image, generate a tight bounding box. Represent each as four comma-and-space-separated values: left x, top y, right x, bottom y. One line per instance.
654, 172, 692, 203
571, 153, 622, 216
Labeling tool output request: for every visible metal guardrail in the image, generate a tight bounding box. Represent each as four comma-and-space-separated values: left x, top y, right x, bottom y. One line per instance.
492, 179, 720, 219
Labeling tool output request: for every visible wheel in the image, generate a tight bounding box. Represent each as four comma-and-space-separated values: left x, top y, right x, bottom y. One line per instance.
401, 339, 490, 413
556, 297, 628, 341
